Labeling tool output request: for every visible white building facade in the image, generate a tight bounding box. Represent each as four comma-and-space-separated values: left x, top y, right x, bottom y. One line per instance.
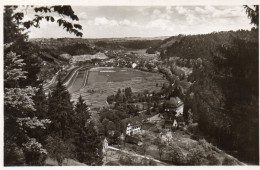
126, 123, 141, 136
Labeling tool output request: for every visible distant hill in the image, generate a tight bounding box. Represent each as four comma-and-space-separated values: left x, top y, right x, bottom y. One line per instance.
29, 37, 168, 55
149, 29, 258, 60
29, 36, 170, 42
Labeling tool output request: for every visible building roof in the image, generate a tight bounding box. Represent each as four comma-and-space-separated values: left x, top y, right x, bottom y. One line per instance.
147, 114, 162, 122
72, 52, 108, 62
59, 53, 72, 60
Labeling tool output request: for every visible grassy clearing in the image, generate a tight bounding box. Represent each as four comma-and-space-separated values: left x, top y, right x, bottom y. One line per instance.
70, 67, 167, 108
103, 146, 168, 166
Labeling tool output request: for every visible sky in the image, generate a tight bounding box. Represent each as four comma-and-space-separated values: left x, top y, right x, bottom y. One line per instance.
22, 6, 253, 38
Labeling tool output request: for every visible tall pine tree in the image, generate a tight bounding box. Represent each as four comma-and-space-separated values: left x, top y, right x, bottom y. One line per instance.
74, 121, 103, 165
73, 96, 103, 165
74, 95, 90, 121
47, 76, 74, 139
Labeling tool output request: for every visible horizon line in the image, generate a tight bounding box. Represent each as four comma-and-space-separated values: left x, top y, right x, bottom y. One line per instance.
28, 28, 253, 40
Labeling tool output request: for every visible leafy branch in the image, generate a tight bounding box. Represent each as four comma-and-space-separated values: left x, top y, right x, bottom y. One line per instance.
12, 5, 83, 37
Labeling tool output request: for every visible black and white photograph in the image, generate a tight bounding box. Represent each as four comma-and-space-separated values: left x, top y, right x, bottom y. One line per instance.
2, 0, 259, 166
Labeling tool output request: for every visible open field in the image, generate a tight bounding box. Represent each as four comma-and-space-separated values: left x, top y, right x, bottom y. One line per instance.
70, 67, 167, 107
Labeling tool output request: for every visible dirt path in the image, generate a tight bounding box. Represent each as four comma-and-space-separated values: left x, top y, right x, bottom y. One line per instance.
107, 146, 167, 165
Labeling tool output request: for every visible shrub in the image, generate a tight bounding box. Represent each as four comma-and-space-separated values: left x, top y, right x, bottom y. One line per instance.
119, 155, 132, 165
207, 152, 221, 165
4, 142, 25, 166
198, 139, 213, 152
45, 135, 75, 166
222, 156, 237, 165
105, 161, 121, 166
187, 145, 206, 165
167, 143, 185, 165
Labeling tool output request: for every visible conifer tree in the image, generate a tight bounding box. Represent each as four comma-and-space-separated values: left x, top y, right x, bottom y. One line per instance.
33, 85, 48, 119
74, 95, 90, 121
73, 96, 103, 165
115, 88, 123, 102
74, 121, 103, 165
125, 87, 132, 99
48, 76, 74, 139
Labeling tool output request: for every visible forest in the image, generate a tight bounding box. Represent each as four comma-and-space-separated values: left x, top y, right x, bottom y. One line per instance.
31, 38, 163, 57
155, 6, 259, 164
190, 35, 259, 163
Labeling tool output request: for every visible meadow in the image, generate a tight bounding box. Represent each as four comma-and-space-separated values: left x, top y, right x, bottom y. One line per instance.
70, 67, 167, 108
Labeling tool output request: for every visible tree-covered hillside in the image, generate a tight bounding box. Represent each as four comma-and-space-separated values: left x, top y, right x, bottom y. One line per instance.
31, 38, 163, 56
156, 29, 258, 60
154, 6, 259, 164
